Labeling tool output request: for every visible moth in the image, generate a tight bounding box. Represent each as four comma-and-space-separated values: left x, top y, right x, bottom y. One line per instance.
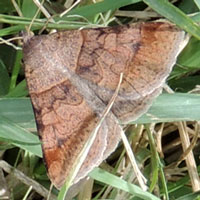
23, 22, 185, 189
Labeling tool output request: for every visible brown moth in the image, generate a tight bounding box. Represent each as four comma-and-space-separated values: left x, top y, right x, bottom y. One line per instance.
23, 22, 185, 189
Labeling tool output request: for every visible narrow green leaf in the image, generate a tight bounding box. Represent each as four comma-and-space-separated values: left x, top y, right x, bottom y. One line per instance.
178, 37, 200, 67
6, 80, 28, 98
169, 75, 200, 92
22, 0, 39, 18
171, 37, 200, 79
0, 1, 142, 31
194, 0, 200, 10
0, 97, 36, 129
89, 168, 160, 200
0, 116, 42, 157
0, 59, 10, 96
0, 0, 14, 13
0, 25, 26, 37
9, 50, 23, 91
179, 0, 198, 14
1, 93, 200, 129
134, 93, 200, 124
61, 0, 141, 20
176, 191, 200, 200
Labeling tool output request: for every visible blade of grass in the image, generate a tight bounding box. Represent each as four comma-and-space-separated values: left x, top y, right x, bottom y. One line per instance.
0, 0, 15, 13
176, 191, 200, 200
0, 116, 41, 157
134, 93, 200, 124
0, 59, 10, 96
0, 25, 26, 37
0, 97, 35, 129
170, 37, 200, 79
194, 0, 200, 10
89, 167, 160, 200
6, 80, 28, 98
0, 0, 142, 31
145, 125, 159, 193
145, 125, 169, 200
169, 75, 200, 92
22, 0, 39, 18
178, 37, 200, 68
60, 0, 141, 19
0, 93, 200, 129
9, 50, 22, 91
0, 14, 92, 30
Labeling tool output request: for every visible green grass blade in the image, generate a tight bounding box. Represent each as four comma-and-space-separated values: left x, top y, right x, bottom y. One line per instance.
22, 0, 39, 18
0, 25, 26, 37
169, 75, 200, 93
194, 0, 200, 10
6, 80, 28, 98
61, 0, 141, 19
0, 93, 199, 157
135, 93, 200, 124
170, 37, 200, 80
0, 59, 10, 96
9, 50, 22, 92
0, 97, 36, 129
89, 167, 160, 200
0, 0, 14, 13
0, 0, 142, 31
176, 191, 200, 200
1, 93, 200, 129
0, 116, 42, 157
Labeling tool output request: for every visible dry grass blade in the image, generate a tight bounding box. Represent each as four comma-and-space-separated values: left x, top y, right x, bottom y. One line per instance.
0, 160, 56, 200
60, 0, 82, 17
175, 122, 199, 166
120, 129, 148, 191
177, 121, 200, 191
32, 0, 53, 21
0, 168, 10, 199
163, 84, 200, 191
115, 10, 160, 19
